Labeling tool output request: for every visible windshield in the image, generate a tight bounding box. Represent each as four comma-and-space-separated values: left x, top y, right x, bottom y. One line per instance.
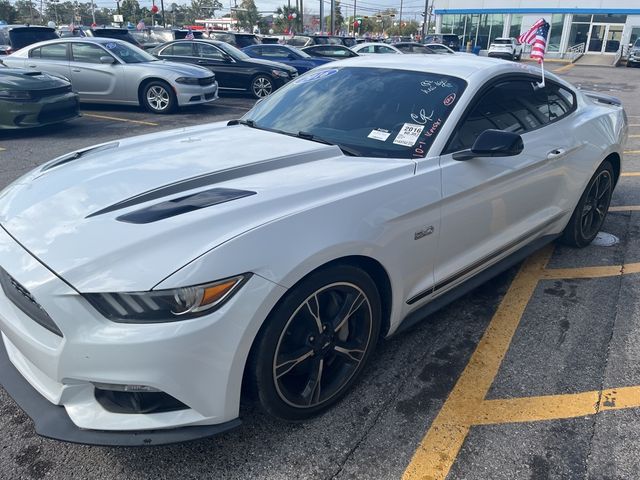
493, 39, 512, 45
634, 39, 640, 48
217, 41, 250, 60
103, 41, 157, 63
315, 37, 343, 45
244, 67, 466, 158
342, 38, 356, 47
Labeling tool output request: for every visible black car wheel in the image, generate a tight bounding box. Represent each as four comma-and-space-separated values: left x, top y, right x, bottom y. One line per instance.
560, 160, 614, 247
251, 75, 274, 99
248, 265, 381, 420
142, 80, 176, 114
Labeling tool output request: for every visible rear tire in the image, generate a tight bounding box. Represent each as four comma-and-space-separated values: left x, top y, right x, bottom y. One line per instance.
560, 160, 614, 247
248, 265, 381, 421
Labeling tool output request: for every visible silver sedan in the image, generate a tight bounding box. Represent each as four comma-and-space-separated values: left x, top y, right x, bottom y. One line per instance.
3, 37, 219, 113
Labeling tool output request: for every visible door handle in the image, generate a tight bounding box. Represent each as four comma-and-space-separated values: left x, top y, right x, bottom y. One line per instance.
72, 68, 81, 72
547, 148, 566, 160
27, 64, 37, 68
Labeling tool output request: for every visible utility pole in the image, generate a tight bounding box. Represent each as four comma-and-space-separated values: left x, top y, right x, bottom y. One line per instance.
91, 0, 96, 25
160, 0, 165, 27
399, 0, 402, 34
319, 0, 324, 33
421, 0, 429, 38
300, 0, 303, 32
353, 0, 356, 36
330, 0, 334, 34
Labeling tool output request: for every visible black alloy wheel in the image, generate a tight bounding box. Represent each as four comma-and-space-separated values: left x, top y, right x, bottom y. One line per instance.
561, 160, 614, 247
248, 266, 381, 420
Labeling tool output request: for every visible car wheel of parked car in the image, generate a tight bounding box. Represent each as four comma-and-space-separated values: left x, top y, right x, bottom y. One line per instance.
142, 80, 176, 114
248, 265, 381, 420
251, 75, 274, 99
560, 160, 614, 247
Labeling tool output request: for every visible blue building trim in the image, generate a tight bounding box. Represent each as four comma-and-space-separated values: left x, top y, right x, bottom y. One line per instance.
434, 8, 640, 15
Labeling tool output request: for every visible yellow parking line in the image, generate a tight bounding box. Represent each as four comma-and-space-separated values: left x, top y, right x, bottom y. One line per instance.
83, 113, 158, 126
554, 64, 575, 73
0, 147, 5, 152
542, 262, 640, 280
629, 135, 640, 138
475, 386, 640, 425
609, 205, 640, 211
402, 247, 554, 480
624, 151, 640, 155
621, 172, 640, 176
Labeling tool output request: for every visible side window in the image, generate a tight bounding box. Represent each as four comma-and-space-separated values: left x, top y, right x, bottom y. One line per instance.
29, 46, 41, 58
360, 45, 375, 53
196, 43, 224, 60
72, 43, 108, 63
170, 42, 194, 57
38, 44, 68, 60
447, 79, 548, 153
376, 45, 396, 54
547, 85, 576, 121
262, 46, 288, 58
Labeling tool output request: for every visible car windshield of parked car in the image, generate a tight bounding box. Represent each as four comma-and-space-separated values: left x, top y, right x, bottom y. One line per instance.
103, 41, 157, 63
634, 38, 640, 48
216, 41, 250, 60
244, 67, 466, 159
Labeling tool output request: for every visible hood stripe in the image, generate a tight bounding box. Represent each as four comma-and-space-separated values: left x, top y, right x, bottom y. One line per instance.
85, 146, 335, 219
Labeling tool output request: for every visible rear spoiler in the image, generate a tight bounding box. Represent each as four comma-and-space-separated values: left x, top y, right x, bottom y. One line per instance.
582, 90, 622, 106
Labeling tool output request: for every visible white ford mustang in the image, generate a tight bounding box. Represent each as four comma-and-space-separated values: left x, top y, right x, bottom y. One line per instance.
0, 55, 627, 445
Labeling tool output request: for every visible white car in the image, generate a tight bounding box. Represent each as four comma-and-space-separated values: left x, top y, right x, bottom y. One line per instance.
487, 37, 523, 61
425, 43, 456, 54
0, 55, 627, 444
351, 42, 403, 55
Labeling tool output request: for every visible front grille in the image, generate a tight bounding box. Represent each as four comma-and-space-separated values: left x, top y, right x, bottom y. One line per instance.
0, 267, 63, 337
30, 85, 73, 101
198, 76, 216, 86
36, 100, 79, 124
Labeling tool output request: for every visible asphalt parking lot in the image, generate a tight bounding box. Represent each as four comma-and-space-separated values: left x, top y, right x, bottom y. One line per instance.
1, 65, 640, 480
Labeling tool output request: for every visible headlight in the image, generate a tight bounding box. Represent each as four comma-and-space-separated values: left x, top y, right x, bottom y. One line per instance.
84, 274, 250, 323
175, 77, 200, 85
0, 90, 31, 100
271, 69, 289, 78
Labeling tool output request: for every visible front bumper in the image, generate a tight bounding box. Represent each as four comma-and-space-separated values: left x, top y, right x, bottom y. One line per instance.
488, 51, 515, 59
0, 225, 286, 444
175, 80, 219, 106
0, 93, 80, 129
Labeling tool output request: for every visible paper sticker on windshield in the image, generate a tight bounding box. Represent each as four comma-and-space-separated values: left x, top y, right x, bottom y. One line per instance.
294, 68, 338, 84
368, 129, 390, 142
393, 124, 424, 147
105, 43, 117, 50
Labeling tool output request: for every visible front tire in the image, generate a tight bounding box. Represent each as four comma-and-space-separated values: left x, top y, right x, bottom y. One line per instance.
248, 265, 381, 421
560, 160, 614, 247
141, 80, 176, 114
251, 75, 274, 99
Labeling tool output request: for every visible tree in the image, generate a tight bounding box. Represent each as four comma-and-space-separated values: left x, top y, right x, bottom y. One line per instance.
190, 0, 222, 20
235, 0, 259, 32
0, 0, 17, 23
273, 5, 299, 34
14, 0, 40, 24
120, 0, 140, 23
324, 0, 343, 34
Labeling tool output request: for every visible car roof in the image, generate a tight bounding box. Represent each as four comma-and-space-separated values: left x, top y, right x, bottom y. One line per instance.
304, 44, 347, 49
355, 42, 396, 47
0, 25, 55, 31
393, 42, 423, 46
324, 54, 555, 82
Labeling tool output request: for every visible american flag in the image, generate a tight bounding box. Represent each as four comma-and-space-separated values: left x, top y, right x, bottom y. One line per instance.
518, 18, 550, 63
136, 20, 145, 31
185, 29, 194, 40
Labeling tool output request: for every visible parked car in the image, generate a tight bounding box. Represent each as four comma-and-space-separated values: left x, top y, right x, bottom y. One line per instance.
301, 44, 359, 59
425, 43, 456, 54
627, 38, 640, 67
0, 55, 625, 445
3, 38, 218, 113
423, 34, 461, 51
488, 37, 523, 61
152, 39, 297, 98
0, 25, 59, 55
351, 42, 403, 55
242, 44, 333, 74
207, 31, 260, 48
129, 28, 206, 50
285, 35, 354, 47
392, 42, 436, 54
0, 63, 79, 128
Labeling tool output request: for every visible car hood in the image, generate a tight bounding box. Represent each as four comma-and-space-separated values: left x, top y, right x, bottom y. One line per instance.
0, 123, 414, 292
128, 59, 213, 77
0, 69, 69, 89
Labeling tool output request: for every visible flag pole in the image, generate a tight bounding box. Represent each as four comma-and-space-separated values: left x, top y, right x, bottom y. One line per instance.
540, 60, 545, 87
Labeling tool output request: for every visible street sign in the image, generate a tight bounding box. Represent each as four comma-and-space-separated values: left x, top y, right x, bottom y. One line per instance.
113, 14, 124, 22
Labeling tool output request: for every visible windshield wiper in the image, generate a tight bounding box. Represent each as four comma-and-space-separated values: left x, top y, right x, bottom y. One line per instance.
296, 131, 361, 156
227, 118, 256, 128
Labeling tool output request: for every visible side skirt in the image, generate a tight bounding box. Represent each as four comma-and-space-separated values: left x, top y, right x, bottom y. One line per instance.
392, 234, 558, 336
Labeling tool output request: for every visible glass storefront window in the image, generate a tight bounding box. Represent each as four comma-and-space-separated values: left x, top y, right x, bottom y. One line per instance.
593, 14, 627, 24
509, 14, 523, 38
441, 15, 454, 34
488, 14, 505, 46
573, 15, 592, 23
547, 14, 564, 52
568, 23, 590, 48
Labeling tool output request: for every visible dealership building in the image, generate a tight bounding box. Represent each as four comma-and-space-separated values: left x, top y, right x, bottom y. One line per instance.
433, 1, 640, 57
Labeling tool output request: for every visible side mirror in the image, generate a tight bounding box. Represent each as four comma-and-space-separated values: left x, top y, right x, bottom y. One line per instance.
99, 55, 116, 64
453, 129, 524, 161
